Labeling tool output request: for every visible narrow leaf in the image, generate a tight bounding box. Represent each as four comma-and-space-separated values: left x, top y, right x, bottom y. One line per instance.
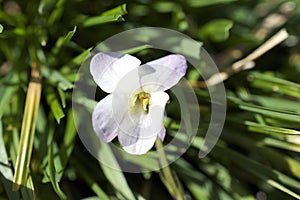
45, 86, 65, 124
41, 68, 73, 90
98, 144, 136, 200
0, 121, 21, 200
13, 71, 42, 190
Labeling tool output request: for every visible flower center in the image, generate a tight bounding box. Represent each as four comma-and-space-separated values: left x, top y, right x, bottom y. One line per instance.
138, 92, 151, 112
130, 91, 151, 113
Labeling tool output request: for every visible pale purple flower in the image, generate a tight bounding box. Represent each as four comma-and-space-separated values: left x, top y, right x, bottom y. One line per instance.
90, 52, 187, 155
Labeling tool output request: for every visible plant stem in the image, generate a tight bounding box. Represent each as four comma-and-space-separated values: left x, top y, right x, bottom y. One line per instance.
155, 138, 184, 200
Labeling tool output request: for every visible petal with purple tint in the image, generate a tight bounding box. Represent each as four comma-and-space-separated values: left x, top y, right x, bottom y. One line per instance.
92, 94, 119, 143
138, 54, 188, 92
90, 52, 141, 93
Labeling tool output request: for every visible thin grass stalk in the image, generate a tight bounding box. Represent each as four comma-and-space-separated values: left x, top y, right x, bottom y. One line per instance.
13, 63, 41, 191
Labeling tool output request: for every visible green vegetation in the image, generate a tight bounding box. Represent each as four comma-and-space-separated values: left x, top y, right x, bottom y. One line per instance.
1, 0, 300, 199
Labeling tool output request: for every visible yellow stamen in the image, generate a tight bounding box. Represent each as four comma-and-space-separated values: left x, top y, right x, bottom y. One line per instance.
141, 97, 150, 112
138, 92, 151, 112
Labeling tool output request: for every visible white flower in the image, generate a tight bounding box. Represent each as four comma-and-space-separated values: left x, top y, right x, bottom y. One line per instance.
90, 52, 187, 155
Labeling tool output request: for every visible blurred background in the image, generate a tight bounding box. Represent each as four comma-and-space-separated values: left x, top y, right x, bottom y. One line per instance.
1, 0, 300, 199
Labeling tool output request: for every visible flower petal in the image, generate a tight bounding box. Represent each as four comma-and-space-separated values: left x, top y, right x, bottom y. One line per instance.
90, 52, 141, 93
92, 94, 118, 143
138, 54, 187, 92
117, 91, 169, 155
158, 128, 166, 141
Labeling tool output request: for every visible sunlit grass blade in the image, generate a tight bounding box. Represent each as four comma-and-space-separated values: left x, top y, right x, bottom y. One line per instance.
237, 93, 300, 112
82, 4, 127, 27
261, 137, 300, 153
52, 26, 77, 54
249, 71, 300, 98
101, 4, 127, 16
246, 121, 300, 136
41, 68, 73, 90
155, 138, 184, 200
45, 86, 65, 124
228, 96, 300, 123
13, 66, 42, 191
98, 144, 136, 200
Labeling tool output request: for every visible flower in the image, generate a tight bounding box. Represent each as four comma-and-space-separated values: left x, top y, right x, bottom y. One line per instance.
90, 52, 187, 155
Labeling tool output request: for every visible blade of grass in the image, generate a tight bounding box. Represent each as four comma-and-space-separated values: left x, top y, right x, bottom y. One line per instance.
41, 68, 73, 91
45, 86, 65, 124
70, 157, 110, 200
98, 143, 136, 200
54, 26, 77, 51
0, 120, 21, 200
249, 71, 300, 98
13, 65, 42, 191
82, 4, 127, 27
228, 96, 300, 123
155, 138, 184, 200
57, 109, 77, 181
46, 119, 67, 200
260, 137, 300, 153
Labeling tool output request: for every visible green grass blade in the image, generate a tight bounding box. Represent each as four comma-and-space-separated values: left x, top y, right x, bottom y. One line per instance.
46, 118, 66, 200
0, 121, 21, 200
70, 157, 110, 200
45, 86, 65, 124
187, 0, 237, 7
249, 71, 300, 98
53, 26, 77, 54
82, 15, 125, 27
101, 4, 127, 16
41, 68, 73, 91
98, 144, 136, 200
13, 80, 41, 191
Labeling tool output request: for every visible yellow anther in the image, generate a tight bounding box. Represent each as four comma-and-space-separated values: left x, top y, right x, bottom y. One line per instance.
141, 97, 150, 112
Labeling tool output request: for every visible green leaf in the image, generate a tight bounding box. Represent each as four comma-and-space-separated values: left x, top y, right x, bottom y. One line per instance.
13, 80, 41, 191
53, 26, 77, 53
187, 0, 237, 7
58, 109, 77, 180
82, 4, 127, 27
101, 4, 127, 16
41, 68, 73, 91
261, 137, 300, 153
249, 71, 300, 98
0, 85, 18, 120
57, 87, 66, 108
82, 15, 124, 27
72, 48, 92, 65
45, 86, 65, 124
228, 96, 300, 123
246, 121, 300, 136
0, 24, 3, 33
98, 144, 136, 200
199, 19, 233, 42
0, 121, 21, 200
48, 0, 65, 26
46, 119, 67, 200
